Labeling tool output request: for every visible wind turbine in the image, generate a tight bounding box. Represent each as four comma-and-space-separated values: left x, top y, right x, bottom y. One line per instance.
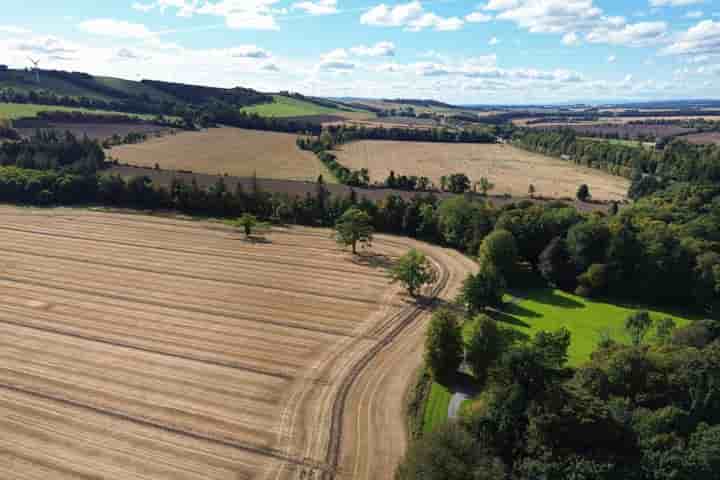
27, 57, 40, 83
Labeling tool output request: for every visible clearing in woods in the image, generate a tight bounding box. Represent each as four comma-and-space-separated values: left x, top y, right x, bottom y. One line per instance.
108, 126, 338, 182
335, 141, 629, 201
0, 206, 474, 480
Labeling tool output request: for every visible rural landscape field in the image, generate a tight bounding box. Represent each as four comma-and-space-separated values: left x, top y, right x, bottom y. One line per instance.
0, 205, 473, 480
335, 140, 629, 201
109, 127, 336, 182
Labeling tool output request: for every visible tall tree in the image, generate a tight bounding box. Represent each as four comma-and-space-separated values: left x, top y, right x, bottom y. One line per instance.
478, 229, 519, 281
425, 309, 463, 381
334, 207, 373, 254
460, 264, 506, 314
466, 314, 503, 379
391, 249, 434, 297
625, 311, 653, 346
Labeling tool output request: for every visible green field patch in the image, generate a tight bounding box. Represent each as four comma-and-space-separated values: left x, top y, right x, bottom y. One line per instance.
422, 381, 452, 434
241, 95, 366, 118
498, 288, 694, 366
0, 103, 158, 121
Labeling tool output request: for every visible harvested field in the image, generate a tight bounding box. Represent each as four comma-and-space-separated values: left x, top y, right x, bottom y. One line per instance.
682, 132, 720, 145
335, 141, 629, 201
0, 206, 476, 480
108, 126, 336, 182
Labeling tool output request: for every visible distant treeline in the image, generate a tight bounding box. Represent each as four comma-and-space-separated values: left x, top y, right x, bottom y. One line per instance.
141, 80, 272, 107
0, 130, 104, 172
513, 128, 720, 198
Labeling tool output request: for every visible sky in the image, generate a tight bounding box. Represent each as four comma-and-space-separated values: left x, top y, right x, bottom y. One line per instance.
1, 0, 720, 104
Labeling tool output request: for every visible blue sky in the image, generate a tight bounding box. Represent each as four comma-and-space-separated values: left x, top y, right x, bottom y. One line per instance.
2, 0, 720, 104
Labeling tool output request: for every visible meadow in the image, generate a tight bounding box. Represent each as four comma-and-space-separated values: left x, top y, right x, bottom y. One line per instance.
241, 95, 371, 120
0, 102, 154, 120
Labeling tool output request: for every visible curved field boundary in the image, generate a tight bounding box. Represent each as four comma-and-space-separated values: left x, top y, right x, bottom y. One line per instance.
322, 249, 451, 478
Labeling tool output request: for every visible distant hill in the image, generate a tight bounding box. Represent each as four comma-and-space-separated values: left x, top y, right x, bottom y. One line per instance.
0, 67, 273, 115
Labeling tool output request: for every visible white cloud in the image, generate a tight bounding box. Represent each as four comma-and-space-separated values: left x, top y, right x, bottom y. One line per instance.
318, 48, 355, 70
563, 32, 582, 46
78, 18, 154, 39
131, 2, 156, 12
686, 11, 704, 18
487, 0, 666, 48
228, 45, 271, 58
663, 20, 720, 55
350, 41, 396, 57
135, 0, 283, 30
361, 1, 464, 31
465, 12, 492, 23
292, 0, 338, 15
608, 54, 617, 62
489, 37, 500, 45
586, 21, 667, 46
649, 0, 703, 6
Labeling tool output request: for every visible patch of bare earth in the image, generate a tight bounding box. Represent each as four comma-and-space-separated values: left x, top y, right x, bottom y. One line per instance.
335, 140, 629, 201
0, 206, 474, 479
107, 126, 334, 182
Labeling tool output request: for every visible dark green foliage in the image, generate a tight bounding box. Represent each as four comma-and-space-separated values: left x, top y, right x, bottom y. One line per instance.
625, 311, 653, 347
465, 314, 503, 379
424, 309, 463, 381
478, 229, 518, 281
539, 237, 575, 290
460, 265, 506, 314
396, 423, 505, 480
577, 183, 591, 202
334, 207, 373, 254
391, 249, 433, 297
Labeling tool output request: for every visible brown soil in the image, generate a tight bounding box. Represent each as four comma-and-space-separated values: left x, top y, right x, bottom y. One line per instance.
0, 206, 477, 480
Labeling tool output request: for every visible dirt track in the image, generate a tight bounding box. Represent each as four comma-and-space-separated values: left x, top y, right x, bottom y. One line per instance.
0, 206, 476, 479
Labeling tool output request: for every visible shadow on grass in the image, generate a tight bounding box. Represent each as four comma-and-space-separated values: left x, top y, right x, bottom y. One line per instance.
527, 289, 586, 309
504, 302, 542, 319
491, 311, 531, 328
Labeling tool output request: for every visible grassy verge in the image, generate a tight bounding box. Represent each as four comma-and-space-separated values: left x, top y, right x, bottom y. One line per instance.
422, 381, 452, 435
406, 368, 432, 440
499, 288, 695, 366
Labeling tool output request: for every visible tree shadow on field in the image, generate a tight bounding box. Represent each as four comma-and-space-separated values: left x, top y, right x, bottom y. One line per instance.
352, 252, 394, 270
504, 302, 542, 319
523, 288, 586, 309
491, 311, 532, 329
238, 235, 272, 244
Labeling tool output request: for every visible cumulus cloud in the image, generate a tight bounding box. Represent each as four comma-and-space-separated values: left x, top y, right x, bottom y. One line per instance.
662, 20, 720, 55
586, 21, 668, 46
489, 37, 500, 45
78, 18, 154, 39
0, 26, 30, 34
133, 0, 283, 30
608, 54, 617, 62
350, 41, 396, 57
361, 1, 464, 31
686, 11, 704, 18
292, 0, 339, 15
487, 0, 667, 47
318, 48, 355, 70
465, 12, 492, 23
649, 0, 703, 6
228, 45, 271, 58
563, 32, 582, 46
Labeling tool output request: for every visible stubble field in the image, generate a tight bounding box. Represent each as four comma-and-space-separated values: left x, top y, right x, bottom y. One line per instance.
108, 126, 336, 183
0, 206, 472, 480
335, 141, 629, 201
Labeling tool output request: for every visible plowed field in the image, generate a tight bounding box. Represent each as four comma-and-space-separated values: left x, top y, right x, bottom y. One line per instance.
0, 207, 474, 479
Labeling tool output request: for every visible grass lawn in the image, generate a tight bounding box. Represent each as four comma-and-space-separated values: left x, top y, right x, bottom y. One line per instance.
422, 381, 452, 434
496, 289, 695, 366
0, 103, 156, 121
241, 95, 371, 119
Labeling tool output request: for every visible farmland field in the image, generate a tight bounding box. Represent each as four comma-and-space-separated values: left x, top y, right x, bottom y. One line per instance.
335, 141, 630, 201
241, 95, 372, 120
0, 102, 153, 120
108, 126, 337, 182
682, 132, 720, 145
0, 206, 475, 480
